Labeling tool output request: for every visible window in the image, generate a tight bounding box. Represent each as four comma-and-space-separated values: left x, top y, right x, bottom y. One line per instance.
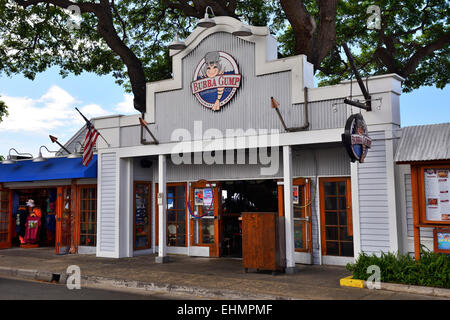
167, 185, 186, 246
79, 186, 97, 246
320, 178, 353, 257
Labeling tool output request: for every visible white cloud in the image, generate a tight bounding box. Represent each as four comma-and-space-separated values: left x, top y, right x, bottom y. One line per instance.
0, 85, 112, 133
115, 93, 138, 115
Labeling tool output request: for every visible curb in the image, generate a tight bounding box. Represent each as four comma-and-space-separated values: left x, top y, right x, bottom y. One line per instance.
0, 266, 292, 300
340, 276, 450, 298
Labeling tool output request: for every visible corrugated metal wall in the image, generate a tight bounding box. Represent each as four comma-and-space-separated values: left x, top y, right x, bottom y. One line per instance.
121, 32, 348, 147
358, 131, 391, 254
99, 152, 117, 253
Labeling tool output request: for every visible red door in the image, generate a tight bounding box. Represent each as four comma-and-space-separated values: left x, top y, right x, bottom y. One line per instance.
55, 186, 72, 254
0, 188, 12, 249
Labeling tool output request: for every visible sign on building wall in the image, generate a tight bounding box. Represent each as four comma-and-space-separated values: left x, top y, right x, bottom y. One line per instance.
424, 169, 450, 222
342, 113, 372, 163
191, 51, 241, 111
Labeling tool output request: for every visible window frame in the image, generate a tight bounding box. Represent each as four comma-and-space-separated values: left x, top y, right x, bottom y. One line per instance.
319, 177, 353, 257
77, 185, 97, 247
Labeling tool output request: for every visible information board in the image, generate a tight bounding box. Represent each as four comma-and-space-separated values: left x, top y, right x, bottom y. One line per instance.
424, 169, 450, 222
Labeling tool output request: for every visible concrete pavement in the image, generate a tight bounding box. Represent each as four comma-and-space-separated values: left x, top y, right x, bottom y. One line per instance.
0, 247, 445, 300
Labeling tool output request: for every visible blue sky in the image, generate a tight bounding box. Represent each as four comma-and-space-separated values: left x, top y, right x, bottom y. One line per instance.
0, 67, 448, 158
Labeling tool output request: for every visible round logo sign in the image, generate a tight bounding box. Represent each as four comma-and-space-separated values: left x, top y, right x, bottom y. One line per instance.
191, 51, 241, 111
342, 113, 372, 163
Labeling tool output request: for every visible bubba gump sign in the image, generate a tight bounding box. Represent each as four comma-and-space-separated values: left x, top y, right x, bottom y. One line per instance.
342, 113, 372, 163
191, 51, 241, 111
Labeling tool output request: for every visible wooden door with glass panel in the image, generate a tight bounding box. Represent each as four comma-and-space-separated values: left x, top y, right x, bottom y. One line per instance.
189, 181, 221, 257
320, 177, 353, 257
293, 178, 312, 252
0, 187, 11, 249
56, 186, 72, 254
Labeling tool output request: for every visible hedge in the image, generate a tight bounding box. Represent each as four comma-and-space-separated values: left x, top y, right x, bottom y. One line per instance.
346, 249, 450, 289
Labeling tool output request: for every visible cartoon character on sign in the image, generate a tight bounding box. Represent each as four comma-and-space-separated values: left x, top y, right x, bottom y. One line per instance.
191, 51, 242, 111
203, 52, 225, 111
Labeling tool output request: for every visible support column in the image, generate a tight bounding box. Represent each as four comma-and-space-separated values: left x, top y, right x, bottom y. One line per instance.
283, 146, 297, 274
156, 154, 169, 263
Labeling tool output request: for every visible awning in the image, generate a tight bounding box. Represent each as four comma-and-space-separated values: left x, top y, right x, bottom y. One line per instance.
395, 123, 450, 163
0, 155, 97, 183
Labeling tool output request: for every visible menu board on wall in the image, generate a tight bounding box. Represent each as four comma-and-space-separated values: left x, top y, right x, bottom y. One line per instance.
424, 169, 450, 221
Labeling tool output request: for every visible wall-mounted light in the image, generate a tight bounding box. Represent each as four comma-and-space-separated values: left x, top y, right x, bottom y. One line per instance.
1, 148, 33, 165
33, 146, 58, 162
197, 6, 216, 28
67, 141, 83, 159
232, 23, 253, 37
168, 35, 187, 50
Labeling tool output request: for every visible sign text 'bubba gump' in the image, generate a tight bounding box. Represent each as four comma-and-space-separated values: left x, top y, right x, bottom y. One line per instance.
191, 51, 241, 111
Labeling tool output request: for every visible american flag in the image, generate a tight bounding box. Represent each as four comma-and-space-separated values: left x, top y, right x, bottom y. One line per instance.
82, 121, 99, 167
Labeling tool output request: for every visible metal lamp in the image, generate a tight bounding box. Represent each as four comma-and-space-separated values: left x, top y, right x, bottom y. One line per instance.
168, 35, 187, 50
67, 142, 83, 159
2, 148, 33, 164
197, 6, 216, 28
232, 23, 253, 37
33, 146, 58, 162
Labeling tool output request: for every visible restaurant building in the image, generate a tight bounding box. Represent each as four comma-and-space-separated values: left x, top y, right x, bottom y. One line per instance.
0, 16, 448, 271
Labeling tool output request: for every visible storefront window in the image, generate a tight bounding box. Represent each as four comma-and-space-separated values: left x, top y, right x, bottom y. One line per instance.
293, 185, 305, 250
79, 186, 97, 246
193, 187, 215, 245
167, 185, 186, 246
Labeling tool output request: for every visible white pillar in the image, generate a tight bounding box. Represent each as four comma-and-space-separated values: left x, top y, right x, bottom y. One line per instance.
283, 145, 297, 273
156, 154, 169, 263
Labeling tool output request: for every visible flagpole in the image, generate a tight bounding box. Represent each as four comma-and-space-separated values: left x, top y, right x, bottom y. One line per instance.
75, 107, 110, 147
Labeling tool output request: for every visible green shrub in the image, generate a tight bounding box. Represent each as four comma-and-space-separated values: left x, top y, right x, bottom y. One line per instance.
346, 248, 450, 288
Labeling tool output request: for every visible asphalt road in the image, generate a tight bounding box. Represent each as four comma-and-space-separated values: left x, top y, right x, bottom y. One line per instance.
0, 276, 192, 300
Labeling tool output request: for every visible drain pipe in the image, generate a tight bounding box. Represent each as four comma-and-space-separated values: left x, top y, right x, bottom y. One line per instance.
272, 87, 310, 132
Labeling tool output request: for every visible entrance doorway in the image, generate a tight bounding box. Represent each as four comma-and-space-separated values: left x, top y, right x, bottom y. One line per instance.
220, 180, 279, 258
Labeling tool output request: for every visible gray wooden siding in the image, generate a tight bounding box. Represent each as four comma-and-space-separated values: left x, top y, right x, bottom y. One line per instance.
404, 173, 433, 238
358, 131, 391, 254
133, 157, 154, 181
99, 153, 117, 253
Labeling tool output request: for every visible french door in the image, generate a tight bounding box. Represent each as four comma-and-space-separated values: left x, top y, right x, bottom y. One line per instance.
189, 181, 221, 257
319, 177, 353, 257
56, 186, 72, 254
293, 178, 312, 252
0, 188, 12, 249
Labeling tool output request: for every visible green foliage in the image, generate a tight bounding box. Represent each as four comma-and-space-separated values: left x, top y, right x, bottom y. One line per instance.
0, 0, 447, 98
346, 249, 450, 288
0, 97, 8, 122
317, 0, 449, 92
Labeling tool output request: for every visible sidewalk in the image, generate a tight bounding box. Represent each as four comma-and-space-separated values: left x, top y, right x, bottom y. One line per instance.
0, 247, 445, 300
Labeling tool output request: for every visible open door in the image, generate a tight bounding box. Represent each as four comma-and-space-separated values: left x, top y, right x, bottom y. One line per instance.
55, 186, 72, 254
189, 181, 221, 257
0, 187, 12, 249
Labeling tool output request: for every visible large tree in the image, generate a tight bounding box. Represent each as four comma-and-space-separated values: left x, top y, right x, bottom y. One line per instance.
0, 97, 7, 122
0, 0, 448, 114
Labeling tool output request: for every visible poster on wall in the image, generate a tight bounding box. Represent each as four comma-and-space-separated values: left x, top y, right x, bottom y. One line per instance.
194, 189, 204, 206
203, 188, 213, 206
425, 169, 450, 221
434, 229, 450, 253
293, 186, 299, 205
